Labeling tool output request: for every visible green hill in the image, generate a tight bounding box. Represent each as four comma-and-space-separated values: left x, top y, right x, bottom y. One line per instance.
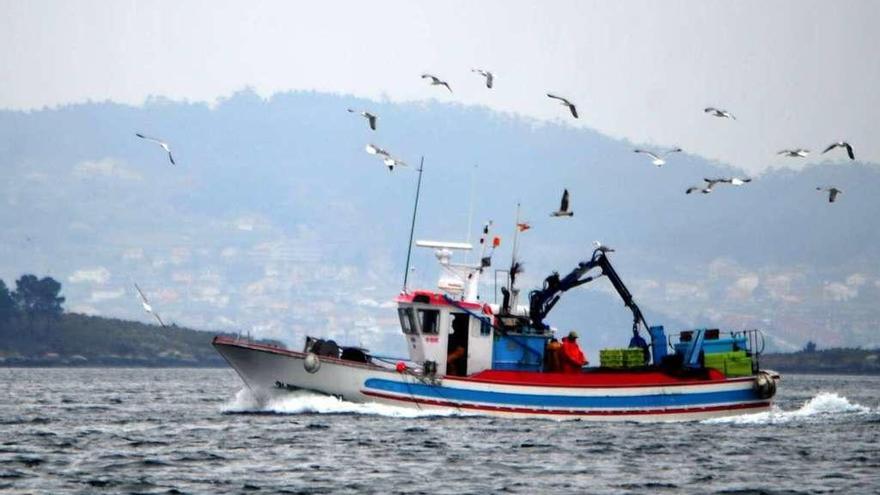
0, 312, 242, 367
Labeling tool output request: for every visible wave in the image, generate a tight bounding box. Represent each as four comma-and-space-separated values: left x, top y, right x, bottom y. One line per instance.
222, 388, 461, 418
703, 392, 872, 425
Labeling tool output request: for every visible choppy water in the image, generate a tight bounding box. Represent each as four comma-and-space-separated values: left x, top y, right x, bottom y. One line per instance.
0, 368, 878, 494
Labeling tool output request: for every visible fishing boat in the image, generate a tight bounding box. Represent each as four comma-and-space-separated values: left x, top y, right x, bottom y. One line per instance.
214, 211, 780, 421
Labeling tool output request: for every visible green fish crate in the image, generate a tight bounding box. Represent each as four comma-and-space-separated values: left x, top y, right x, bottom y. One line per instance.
704, 351, 752, 377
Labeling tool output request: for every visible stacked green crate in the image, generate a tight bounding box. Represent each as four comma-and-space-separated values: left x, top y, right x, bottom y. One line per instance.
599, 349, 625, 368
704, 350, 753, 377
600, 348, 646, 368
623, 348, 645, 368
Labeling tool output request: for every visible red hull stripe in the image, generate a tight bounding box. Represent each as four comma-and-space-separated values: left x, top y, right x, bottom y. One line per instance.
445, 369, 753, 388
361, 390, 770, 416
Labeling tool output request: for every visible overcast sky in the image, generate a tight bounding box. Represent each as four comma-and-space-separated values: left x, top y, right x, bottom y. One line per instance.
2, 0, 878, 173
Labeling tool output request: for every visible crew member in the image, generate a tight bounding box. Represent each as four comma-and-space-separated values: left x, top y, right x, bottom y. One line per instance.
544, 338, 562, 372
560, 331, 587, 373
447, 344, 466, 376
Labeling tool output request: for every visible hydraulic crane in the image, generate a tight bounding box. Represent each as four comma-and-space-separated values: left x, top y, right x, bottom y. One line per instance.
527, 247, 650, 342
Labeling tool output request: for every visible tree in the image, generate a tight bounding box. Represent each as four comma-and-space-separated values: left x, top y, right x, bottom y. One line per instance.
803, 341, 817, 353
13, 275, 65, 317
0, 279, 15, 322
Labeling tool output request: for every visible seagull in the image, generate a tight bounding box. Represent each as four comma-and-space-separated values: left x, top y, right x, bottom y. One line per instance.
383, 156, 407, 171
685, 186, 711, 195
633, 148, 683, 167
135, 133, 175, 165
704, 107, 736, 120
777, 149, 810, 158
365, 143, 391, 158
686, 177, 728, 194
816, 186, 843, 203
134, 283, 166, 328
471, 69, 494, 89
547, 94, 578, 119
723, 177, 752, 186
592, 240, 615, 254
551, 189, 573, 217
421, 74, 452, 93
822, 141, 855, 160
347, 109, 377, 130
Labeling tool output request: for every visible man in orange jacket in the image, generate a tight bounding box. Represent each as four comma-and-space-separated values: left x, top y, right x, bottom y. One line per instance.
560, 331, 587, 373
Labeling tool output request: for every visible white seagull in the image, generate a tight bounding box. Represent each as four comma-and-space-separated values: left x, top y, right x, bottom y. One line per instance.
471, 69, 494, 89
686, 178, 724, 195
365, 143, 391, 158
135, 133, 175, 165
592, 240, 615, 254
723, 177, 752, 186
778, 149, 810, 158
547, 94, 578, 119
551, 189, 573, 217
704, 107, 736, 120
816, 186, 843, 203
347, 109, 378, 130
383, 156, 408, 172
421, 74, 452, 93
134, 283, 166, 328
633, 147, 683, 167
822, 141, 855, 160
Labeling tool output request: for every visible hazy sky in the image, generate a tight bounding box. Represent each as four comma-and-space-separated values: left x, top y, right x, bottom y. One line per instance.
2, 0, 878, 173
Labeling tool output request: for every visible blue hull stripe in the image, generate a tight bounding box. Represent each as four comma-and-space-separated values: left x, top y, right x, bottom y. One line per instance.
363, 378, 758, 409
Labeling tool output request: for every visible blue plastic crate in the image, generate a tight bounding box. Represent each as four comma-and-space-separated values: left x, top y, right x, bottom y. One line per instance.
492, 334, 547, 371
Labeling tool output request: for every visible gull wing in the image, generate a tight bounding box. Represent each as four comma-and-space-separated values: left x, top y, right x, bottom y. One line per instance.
634, 149, 660, 161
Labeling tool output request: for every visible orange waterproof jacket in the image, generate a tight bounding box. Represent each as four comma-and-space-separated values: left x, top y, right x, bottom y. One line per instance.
560, 338, 586, 373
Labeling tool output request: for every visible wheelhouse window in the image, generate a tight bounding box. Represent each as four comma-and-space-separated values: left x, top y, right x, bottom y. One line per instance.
479, 317, 492, 336
417, 309, 440, 335
398, 308, 416, 334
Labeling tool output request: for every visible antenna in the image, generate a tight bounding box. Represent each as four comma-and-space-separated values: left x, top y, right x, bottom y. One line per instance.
402, 156, 425, 292
465, 164, 478, 263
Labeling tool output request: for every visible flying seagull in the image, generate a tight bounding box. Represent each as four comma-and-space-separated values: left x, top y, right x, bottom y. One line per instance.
135, 133, 175, 165
383, 156, 407, 171
723, 177, 752, 186
347, 109, 377, 130
685, 177, 729, 195
592, 240, 615, 254
365, 143, 391, 158
547, 93, 578, 118
471, 68, 494, 89
704, 107, 736, 120
547, 94, 578, 119
134, 283, 166, 328
777, 149, 810, 158
551, 189, 573, 217
421, 74, 452, 93
633, 147, 683, 167
816, 186, 843, 203
822, 141, 855, 160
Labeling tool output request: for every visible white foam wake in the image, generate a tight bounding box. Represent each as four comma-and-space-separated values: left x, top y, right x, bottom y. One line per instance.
222, 388, 461, 418
703, 392, 872, 425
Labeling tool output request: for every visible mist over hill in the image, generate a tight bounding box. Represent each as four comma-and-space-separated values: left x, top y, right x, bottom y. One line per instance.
1, 89, 878, 357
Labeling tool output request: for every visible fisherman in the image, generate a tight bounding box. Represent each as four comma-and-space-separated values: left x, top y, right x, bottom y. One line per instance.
544, 337, 562, 372
560, 331, 587, 373
446, 344, 466, 376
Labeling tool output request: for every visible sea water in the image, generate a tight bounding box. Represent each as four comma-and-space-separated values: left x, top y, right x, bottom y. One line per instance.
0, 368, 877, 494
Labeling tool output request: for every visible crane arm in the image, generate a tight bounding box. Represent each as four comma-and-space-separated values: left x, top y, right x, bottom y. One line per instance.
528, 249, 649, 336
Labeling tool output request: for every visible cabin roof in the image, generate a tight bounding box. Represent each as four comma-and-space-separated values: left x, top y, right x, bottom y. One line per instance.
396, 290, 491, 313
